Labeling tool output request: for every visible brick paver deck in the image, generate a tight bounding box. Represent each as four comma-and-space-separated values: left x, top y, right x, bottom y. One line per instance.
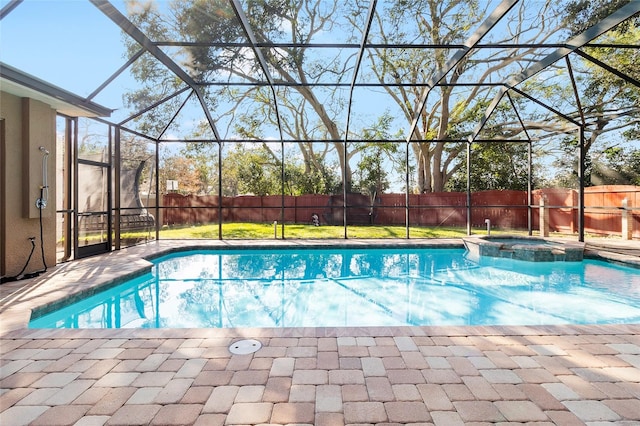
1, 239, 639, 425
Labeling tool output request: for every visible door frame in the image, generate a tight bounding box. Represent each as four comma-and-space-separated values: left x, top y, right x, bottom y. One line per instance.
74, 122, 112, 259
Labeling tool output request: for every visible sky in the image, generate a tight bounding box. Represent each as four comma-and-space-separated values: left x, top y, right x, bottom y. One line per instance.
2, 0, 638, 191
1, 1, 137, 113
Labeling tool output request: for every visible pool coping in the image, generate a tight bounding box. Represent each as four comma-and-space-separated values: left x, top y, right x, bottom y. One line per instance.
1, 237, 639, 338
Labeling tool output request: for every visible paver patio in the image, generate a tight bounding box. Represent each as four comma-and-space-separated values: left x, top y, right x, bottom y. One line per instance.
1, 239, 639, 425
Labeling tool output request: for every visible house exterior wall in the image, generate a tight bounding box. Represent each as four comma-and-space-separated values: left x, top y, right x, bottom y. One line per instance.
1, 91, 56, 278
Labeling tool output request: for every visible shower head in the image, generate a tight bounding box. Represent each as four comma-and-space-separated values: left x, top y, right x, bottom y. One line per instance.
39, 146, 49, 155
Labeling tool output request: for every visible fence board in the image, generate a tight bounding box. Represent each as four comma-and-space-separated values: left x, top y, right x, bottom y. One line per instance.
160, 186, 640, 238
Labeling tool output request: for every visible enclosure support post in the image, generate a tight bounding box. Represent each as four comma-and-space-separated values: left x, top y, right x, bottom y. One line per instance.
218, 141, 223, 240
566, 56, 587, 243
114, 127, 121, 251
107, 126, 113, 252
154, 140, 160, 242
578, 126, 585, 242
466, 141, 472, 236
343, 141, 348, 239
527, 140, 533, 236
62, 116, 73, 262
405, 139, 410, 239
73, 118, 79, 258
507, 92, 533, 236
280, 140, 285, 240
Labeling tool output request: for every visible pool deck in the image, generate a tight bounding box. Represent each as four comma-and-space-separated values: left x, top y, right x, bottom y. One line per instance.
1, 238, 640, 425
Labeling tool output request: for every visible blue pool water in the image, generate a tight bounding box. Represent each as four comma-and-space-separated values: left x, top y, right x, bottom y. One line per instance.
29, 248, 640, 329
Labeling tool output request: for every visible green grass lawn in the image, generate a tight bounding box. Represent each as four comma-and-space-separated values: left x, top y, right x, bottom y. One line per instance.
151, 222, 535, 240
68, 221, 608, 247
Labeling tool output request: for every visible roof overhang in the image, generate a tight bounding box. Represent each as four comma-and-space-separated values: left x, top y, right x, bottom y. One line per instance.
0, 62, 112, 118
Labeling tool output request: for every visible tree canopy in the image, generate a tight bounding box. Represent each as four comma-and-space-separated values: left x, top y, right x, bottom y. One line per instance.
117, 0, 639, 196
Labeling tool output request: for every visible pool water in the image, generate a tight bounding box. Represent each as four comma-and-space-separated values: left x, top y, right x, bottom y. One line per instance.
29, 248, 640, 329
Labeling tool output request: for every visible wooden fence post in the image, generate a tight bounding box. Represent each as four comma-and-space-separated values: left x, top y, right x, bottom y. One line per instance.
540, 196, 549, 237
622, 198, 632, 240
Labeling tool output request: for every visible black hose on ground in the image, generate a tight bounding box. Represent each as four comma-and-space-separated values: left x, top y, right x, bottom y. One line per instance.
0, 238, 36, 284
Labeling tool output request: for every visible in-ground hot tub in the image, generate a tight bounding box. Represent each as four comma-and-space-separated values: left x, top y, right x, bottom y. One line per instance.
463, 235, 585, 262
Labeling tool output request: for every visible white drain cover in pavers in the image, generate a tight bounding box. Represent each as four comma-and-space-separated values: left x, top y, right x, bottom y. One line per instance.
229, 339, 262, 354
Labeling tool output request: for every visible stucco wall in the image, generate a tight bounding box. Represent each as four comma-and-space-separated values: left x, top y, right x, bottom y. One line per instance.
1, 91, 56, 278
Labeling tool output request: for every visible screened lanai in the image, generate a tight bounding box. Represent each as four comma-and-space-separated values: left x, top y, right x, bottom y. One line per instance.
1, 0, 639, 262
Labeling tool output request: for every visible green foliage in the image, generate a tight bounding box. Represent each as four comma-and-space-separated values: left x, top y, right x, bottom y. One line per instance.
181, 143, 219, 195
173, 0, 245, 78
534, 2, 640, 188
564, 0, 637, 36
221, 144, 341, 196
446, 142, 532, 192
121, 0, 637, 197
581, 28, 640, 104
283, 156, 342, 195
124, 2, 188, 137
565, 2, 640, 154
353, 146, 391, 196
592, 146, 640, 185
159, 142, 341, 196
352, 113, 402, 196
545, 136, 640, 188
230, 145, 279, 196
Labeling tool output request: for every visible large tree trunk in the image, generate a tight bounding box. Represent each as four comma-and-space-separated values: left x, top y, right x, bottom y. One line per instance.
296, 86, 352, 191
432, 142, 445, 192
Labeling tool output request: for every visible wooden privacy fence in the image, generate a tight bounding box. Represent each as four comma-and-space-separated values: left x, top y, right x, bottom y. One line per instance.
161, 185, 640, 238
532, 186, 640, 238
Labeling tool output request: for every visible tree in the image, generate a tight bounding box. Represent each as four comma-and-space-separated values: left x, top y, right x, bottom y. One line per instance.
352, 113, 402, 196
545, 142, 640, 188
122, 0, 637, 195
446, 142, 533, 192
283, 154, 342, 195
565, 0, 638, 35
222, 143, 341, 196
592, 147, 640, 185
180, 142, 219, 195
124, 2, 188, 139
572, 26, 639, 154
124, 0, 448, 194
566, 1, 639, 143
539, 0, 640, 186
353, 146, 390, 196
350, 0, 571, 192
125, 0, 368, 191
159, 155, 203, 195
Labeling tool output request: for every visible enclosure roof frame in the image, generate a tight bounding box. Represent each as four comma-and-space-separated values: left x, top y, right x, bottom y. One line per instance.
0, 62, 113, 117
469, 1, 640, 143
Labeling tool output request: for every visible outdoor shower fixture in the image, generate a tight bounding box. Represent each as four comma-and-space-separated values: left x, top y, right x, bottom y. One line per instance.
485, 218, 491, 235
1, 145, 51, 282
36, 146, 49, 209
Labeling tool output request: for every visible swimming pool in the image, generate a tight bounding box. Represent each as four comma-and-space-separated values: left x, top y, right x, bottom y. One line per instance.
29, 247, 640, 328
